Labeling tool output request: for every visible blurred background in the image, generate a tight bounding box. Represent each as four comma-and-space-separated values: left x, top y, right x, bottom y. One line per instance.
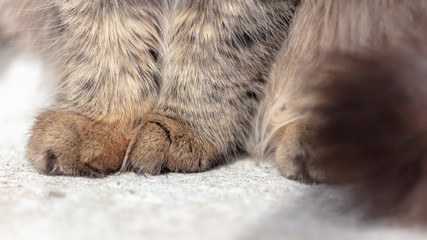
0, 36, 51, 146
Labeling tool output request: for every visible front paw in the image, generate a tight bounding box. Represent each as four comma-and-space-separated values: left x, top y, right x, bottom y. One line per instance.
26, 110, 128, 177
124, 114, 219, 175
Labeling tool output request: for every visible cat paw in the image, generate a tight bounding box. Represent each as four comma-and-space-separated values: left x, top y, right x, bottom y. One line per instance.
274, 121, 326, 184
26, 110, 128, 177
124, 114, 218, 175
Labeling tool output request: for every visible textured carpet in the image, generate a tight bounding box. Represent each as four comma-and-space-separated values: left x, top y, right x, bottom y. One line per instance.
1, 52, 426, 240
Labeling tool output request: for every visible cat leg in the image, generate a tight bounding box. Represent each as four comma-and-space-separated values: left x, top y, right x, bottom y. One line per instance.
26, 1, 163, 176
125, 1, 296, 174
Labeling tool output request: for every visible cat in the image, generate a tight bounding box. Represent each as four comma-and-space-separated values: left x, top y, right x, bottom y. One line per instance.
254, 0, 427, 221
2, 0, 427, 222
1, 0, 298, 176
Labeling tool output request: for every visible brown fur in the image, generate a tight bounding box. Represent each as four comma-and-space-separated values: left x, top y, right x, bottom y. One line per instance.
3, 0, 427, 222
306, 49, 427, 221
27, 111, 128, 177
1, 0, 297, 175
257, 0, 427, 221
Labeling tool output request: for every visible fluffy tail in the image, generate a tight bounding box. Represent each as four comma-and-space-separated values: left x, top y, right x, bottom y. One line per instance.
250, 0, 427, 222
301, 43, 427, 220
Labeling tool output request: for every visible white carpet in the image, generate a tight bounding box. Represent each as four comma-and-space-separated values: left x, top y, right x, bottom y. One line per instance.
1, 52, 426, 240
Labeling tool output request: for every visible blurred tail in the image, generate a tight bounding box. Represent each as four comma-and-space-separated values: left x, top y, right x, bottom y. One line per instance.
304, 42, 427, 220
251, 0, 427, 222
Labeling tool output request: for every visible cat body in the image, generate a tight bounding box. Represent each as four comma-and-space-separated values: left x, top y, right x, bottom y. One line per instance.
2, 0, 427, 221
1, 0, 297, 175
257, 0, 427, 221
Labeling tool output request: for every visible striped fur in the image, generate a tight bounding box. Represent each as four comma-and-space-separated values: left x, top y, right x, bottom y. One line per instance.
3, 0, 427, 222
1, 0, 297, 175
